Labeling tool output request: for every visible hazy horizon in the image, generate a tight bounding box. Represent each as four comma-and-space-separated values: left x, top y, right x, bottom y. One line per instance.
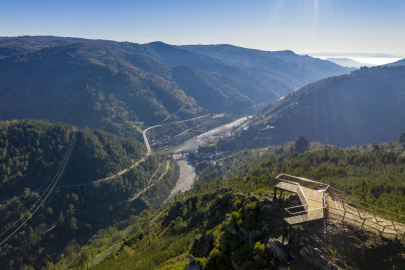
1, 0, 405, 56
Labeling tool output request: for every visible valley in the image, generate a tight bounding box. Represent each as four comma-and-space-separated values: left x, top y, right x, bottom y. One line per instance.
144, 114, 252, 200
0, 35, 404, 270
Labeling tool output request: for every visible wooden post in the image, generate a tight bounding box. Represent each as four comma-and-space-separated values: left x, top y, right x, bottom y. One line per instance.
287, 225, 292, 243
282, 221, 287, 243
341, 210, 346, 232
361, 218, 366, 230
380, 226, 385, 236
274, 187, 277, 202
391, 220, 397, 231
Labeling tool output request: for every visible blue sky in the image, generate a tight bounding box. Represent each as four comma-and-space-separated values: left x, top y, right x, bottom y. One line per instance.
1, 0, 405, 55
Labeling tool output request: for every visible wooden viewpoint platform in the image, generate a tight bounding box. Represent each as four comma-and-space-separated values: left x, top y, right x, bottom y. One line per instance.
274, 174, 329, 242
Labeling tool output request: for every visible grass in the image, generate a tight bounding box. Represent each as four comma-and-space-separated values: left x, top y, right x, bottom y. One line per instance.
92, 231, 196, 270
213, 113, 225, 119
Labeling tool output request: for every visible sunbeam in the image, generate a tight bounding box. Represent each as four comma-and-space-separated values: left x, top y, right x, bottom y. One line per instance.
265, 0, 285, 30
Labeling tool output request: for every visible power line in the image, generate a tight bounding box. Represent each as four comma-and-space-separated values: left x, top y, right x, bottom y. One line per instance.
0, 139, 73, 224
0, 129, 77, 246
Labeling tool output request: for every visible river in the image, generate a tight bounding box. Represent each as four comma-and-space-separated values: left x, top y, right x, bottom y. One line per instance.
165, 116, 251, 200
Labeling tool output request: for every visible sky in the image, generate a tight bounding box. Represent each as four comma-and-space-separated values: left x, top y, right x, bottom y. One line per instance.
1, 0, 405, 56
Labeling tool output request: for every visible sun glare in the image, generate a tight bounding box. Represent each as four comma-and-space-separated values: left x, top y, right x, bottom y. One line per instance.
265, 0, 285, 30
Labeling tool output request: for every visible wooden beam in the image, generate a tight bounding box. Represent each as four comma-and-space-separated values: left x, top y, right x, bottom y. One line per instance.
282, 221, 287, 243
287, 225, 292, 243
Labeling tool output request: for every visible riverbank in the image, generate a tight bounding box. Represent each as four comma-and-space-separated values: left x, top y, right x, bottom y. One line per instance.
163, 116, 252, 200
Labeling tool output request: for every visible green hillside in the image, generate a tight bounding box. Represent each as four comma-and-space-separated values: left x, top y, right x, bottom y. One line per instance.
0, 119, 145, 199
82, 142, 405, 270
0, 43, 200, 137
0, 36, 295, 138
2, 119, 404, 269
0, 119, 178, 269
227, 65, 405, 149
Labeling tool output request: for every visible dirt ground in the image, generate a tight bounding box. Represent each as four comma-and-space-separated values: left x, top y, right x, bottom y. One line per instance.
285, 213, 405, 269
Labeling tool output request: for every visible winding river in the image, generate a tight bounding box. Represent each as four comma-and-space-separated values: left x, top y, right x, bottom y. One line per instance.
164, 116, 251, 200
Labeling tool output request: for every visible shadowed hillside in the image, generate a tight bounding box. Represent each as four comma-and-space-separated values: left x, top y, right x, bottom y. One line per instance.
0, 36, 295, 138
0, 119, 178, 269
182, 44, 354, 88
238, 65, 405, 148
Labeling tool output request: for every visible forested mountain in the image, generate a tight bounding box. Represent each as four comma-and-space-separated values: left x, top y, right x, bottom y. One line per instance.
389, 58, 405, 66
71, 142, 405, 270
0, 36, 297, 138
0, 42, 201, 137
0, 119, 178, 269
182, 44, 354, 88
3, 36, 403, 270
0, 119, 145, 199
232, 65, 405, 148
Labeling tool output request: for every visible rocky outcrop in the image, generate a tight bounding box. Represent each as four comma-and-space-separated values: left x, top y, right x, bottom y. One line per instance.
184, 254, 201, 270
266, 238, 291, 264
300, 246, 338, 270
190, 234, 214, 259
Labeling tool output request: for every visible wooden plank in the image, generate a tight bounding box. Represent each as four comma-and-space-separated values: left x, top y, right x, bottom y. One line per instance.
275, 182, 299, 193
277, 179, 326, 226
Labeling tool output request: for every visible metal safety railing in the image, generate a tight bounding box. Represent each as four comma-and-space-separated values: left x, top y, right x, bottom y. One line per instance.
276, 173, 330, 191
327, 203, 405, 241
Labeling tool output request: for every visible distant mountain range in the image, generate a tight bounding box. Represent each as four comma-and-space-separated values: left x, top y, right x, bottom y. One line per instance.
182, 44, 354, 88
389, 58, 405, 66
326, 58, 366, 68
240, 65, 405, 147
0, 36, 353, 137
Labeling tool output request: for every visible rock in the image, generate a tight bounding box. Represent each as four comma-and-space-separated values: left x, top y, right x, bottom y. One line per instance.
300, 246, 330, 269
231, 260, 242, 270
248, 230, 260, 239
323, 262, 339, 270
238, 226, 249, 240
266, 238, 290, 264
184, 254, 201, 270
226, 225, 237, 235
190, 235, 214, 258
184, 263, 201, 270
187, 254, 197, 264
253, 254, 263, 261
335, 259, 346, 269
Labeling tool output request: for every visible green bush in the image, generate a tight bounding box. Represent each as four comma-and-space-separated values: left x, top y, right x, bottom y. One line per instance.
226, 211, 242, 227
253, 241, 265, 257
195, 257, 208, 268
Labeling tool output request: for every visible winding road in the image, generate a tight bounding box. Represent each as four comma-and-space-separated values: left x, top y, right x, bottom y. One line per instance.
142, 114, 211, 156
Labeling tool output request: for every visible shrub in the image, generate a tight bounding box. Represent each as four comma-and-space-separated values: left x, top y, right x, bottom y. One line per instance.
196, 257, 208, 268
253, 241, 265, 257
